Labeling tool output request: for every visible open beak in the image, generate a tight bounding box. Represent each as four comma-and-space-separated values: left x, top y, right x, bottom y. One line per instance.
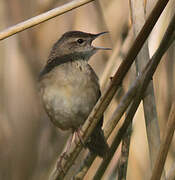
92, 31, 112, 50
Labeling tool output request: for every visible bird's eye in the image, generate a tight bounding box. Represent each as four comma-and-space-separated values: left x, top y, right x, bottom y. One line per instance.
77, 39, 84, 44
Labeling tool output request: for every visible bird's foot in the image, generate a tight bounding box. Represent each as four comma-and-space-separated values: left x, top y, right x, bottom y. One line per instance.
74, 128, 85, 146
56, 152, 69, 174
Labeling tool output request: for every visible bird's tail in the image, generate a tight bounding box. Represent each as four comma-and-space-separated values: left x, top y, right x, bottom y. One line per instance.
86, 118, 109, 158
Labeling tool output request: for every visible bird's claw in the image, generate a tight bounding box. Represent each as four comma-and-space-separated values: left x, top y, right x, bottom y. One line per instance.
74, 128, 85, 146
56, 152, 69, 174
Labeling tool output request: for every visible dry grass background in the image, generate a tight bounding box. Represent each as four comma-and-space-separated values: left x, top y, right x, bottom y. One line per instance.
0, 0, 175, 180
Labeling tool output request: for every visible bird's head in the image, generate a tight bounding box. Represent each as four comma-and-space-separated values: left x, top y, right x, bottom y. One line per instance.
49, 31, 111, 61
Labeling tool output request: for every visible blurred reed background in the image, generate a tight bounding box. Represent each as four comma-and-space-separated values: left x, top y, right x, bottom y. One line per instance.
0, 0, 175, 180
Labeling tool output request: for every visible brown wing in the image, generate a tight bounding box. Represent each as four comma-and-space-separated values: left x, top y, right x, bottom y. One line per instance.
85, 64, 109, 157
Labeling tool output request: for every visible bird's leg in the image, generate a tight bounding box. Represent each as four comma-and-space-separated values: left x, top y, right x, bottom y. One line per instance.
56, 133, 73, 173
56, 154, 66, 174
56, 128, 85, 172
74, 127, 85, 146
63, 133, 74, 154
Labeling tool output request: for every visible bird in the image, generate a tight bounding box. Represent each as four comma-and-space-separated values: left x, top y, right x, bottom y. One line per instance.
38, 31, 111, 158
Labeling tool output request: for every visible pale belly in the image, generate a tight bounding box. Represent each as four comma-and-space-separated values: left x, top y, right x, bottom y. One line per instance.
40, 63, 100, 130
